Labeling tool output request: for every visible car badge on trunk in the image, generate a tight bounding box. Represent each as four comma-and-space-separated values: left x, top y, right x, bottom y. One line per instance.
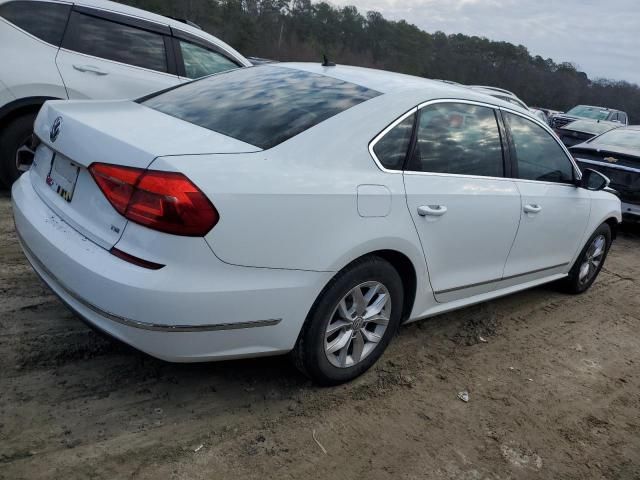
604, 156, 618, 163
50, 116, 63, 142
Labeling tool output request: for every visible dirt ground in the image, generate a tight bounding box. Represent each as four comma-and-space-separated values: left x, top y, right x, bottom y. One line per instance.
1, 192, 639, 480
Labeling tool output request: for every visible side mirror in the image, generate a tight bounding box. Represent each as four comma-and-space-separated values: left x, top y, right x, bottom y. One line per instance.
579, 168, 610, 191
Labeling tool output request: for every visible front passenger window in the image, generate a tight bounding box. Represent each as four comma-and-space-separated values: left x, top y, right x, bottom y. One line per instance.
407, 102, 504, 177
505, 112, 575, 183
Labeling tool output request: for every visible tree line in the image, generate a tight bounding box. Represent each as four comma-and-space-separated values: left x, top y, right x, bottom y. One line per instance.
119, 0, 640, 122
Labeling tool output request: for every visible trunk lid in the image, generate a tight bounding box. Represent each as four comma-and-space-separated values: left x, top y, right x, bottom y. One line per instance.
30, 100, 260, 249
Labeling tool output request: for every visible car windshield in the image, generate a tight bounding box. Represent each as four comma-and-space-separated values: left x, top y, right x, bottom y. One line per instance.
565, 105, 611, 120
591, 129, 640, 150
141, 65, 381, 149
561, 120, 618, 136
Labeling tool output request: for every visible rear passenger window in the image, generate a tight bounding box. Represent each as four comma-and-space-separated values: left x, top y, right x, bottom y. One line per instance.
62, 11, 167, 72
179, 41, 239, 79
0, 0, 70, 46
407, 103, 504, 177
505, 112, 575, 183
372, 113, 415, 170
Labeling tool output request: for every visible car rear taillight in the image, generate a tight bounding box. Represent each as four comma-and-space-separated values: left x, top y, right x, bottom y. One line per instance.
89, 163, 218, 236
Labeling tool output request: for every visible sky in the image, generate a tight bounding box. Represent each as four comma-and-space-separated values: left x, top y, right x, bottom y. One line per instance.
327, 0, 640, 86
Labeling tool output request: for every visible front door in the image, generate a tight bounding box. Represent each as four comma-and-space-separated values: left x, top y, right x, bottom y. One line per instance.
403, 101, 521, 302
501, 111, 591, 277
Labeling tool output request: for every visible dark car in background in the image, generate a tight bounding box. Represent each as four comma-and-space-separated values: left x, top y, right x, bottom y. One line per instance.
551, 105, 629, 130
556, 119, 620, 147
570, 126, 640, 221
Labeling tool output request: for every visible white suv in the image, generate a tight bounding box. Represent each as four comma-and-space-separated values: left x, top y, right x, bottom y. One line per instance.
0, 0, 250, 187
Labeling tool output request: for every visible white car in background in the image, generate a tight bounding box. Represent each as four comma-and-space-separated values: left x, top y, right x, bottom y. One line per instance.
469, 85, 548, 124
0, 0, 250, 186
13, 63, 621, 385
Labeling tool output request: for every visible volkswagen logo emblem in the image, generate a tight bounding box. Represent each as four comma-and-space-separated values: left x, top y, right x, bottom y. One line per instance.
50, 116, 63, 142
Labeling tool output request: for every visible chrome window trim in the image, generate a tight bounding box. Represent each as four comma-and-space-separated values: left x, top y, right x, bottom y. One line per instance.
368, 98, 514, 182
368, 98, 582, 187
368, 106, 417, 174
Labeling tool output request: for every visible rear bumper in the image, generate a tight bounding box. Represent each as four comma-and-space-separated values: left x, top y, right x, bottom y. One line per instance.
12, 172, 331, 361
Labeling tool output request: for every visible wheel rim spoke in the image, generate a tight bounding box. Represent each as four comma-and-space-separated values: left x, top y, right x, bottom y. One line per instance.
327, 330, 351, 354
364, 283, 381, 303
352, 287, 367, 316
338, 337, 351, 367
351, 331, 365, 363
579, 235, 606, 284
361, 329, 382, 343
364, 293, 388, 318
325, 319, 350, 337
579, 262, 590, 282
364, 314, 389, 327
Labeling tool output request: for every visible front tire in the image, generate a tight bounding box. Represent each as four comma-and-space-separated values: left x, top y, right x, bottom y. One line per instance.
292, 256, 404, 386
0, 113, 37, 188
561, 223, 612, 294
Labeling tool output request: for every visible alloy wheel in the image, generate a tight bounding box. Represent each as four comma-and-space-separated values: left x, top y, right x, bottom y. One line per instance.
324, 281, 391, 368
578, 234, 606, 285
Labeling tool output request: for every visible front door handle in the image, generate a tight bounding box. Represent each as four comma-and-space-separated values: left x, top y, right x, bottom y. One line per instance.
417, 205, 447, 217
73, 64, 109, 76
523, 203, 542, 214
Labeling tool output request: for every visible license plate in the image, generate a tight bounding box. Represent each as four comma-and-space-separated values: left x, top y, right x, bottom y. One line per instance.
46, 154, 80, 202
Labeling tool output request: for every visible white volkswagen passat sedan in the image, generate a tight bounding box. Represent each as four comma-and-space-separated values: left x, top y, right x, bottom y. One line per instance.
12, 64, 621, 385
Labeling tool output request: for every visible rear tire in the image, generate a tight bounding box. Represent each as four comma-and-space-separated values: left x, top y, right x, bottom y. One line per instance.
560, 223, 612, 294
0, 113, 37, 188
291, 256, 404, 386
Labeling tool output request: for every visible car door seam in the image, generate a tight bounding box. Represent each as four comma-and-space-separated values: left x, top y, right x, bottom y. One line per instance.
502, 180, 523, 279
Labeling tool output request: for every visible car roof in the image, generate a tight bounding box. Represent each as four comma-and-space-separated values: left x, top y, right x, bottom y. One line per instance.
74, 0, 250, 66
468, 85, 516, 96
276, 63, 531, 115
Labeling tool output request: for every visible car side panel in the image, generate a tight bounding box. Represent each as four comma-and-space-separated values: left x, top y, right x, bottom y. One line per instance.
0, 78, 15, 108
0, 18, 68, 101
569, 190, 621, 267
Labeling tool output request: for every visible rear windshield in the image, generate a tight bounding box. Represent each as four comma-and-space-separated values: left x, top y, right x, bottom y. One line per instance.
565, 105, 611, 121
591, 128, 640, 150
142, 65, 381, 149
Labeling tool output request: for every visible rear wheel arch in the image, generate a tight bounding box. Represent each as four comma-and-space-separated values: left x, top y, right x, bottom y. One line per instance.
0, 96, 59, 131
0, 97, 62, 186
322, 249, 417, 323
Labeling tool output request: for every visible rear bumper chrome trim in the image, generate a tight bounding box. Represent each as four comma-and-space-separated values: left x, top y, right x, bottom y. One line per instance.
16, 230, 281, 333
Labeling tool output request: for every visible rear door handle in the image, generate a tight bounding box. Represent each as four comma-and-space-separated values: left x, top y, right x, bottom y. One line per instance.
417, 205, 447, 217
523, 203, 542, 214
73, 64, 108, 76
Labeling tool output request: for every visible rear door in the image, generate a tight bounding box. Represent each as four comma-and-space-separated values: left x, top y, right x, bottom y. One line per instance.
56, 7, 181, 100
502, 110, 590, 277
401, 100, 521, 302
